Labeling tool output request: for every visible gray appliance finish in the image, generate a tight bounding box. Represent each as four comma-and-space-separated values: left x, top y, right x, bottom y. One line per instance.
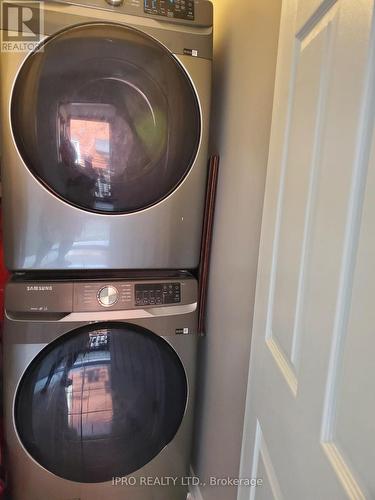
3, 275, 198, 500
0, 0, 212, 271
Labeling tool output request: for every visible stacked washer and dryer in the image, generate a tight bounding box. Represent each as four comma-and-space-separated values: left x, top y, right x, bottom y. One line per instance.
0, 1, 212, 499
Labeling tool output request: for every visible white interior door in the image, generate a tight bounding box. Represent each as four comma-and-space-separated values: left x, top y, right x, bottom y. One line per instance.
239, 0, 375, 499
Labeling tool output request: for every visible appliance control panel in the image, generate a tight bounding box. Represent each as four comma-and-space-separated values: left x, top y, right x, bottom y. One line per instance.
45, 0, 212, 28
4, 278, 197, 316
73, 280, 183, 311
144, 0, 195, 20
135, 282, 181, 306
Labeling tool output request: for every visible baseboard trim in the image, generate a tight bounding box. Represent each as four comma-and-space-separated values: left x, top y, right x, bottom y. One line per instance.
189, 467, 204, 500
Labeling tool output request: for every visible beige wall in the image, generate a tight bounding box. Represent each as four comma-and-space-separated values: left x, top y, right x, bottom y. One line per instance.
192, 1, 282, 499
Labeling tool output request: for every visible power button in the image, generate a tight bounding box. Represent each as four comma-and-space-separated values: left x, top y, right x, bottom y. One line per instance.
98, 286, 119, 308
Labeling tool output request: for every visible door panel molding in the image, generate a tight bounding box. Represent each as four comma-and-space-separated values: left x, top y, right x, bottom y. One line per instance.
266, 1, 338, 387
251, 421, 283, 500
320, 7, 375, 499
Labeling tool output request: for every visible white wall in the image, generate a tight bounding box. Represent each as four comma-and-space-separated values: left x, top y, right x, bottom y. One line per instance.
192, 1, 282, 499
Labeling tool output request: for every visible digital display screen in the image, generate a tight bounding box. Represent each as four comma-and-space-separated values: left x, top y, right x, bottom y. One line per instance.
144, 0, 195, 21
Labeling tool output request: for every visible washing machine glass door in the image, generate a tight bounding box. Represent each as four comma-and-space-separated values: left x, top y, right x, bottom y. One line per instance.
15, 323, 188, 483
11, 23, 200, 214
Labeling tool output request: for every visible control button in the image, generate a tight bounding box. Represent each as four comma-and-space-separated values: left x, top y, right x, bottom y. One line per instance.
98, 286, 119, 308
135, 291, 142, 304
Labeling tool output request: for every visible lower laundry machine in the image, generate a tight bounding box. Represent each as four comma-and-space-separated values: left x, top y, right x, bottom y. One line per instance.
3, 273, 198, 500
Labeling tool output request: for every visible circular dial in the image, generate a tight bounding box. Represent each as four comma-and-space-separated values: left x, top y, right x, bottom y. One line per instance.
98, 285, 119, 308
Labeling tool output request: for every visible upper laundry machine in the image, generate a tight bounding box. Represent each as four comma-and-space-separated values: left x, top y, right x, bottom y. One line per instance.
3, 272, 198, 499
0, 0, 213, 271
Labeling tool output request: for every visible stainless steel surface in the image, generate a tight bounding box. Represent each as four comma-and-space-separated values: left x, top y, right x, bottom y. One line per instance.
56, 303, 197, 322
41, 6, 213, 59
3, 277, 198, 500
0, 1, 212, 271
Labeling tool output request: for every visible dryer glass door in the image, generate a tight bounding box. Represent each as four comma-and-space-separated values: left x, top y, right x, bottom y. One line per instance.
11, 23, 201, 214
14, 323, 188, 483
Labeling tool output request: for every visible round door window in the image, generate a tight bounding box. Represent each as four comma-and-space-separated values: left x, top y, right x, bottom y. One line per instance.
11, 23, 201, 213
15, 323, 188, 483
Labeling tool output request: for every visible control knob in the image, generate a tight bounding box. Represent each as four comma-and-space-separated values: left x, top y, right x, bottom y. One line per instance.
98, 285, 119, 307
105, 0, 124, 6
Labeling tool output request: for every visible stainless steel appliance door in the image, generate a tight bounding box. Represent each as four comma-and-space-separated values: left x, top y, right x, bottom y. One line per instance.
14, 322, 188, 483
11, 23, 201, 214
